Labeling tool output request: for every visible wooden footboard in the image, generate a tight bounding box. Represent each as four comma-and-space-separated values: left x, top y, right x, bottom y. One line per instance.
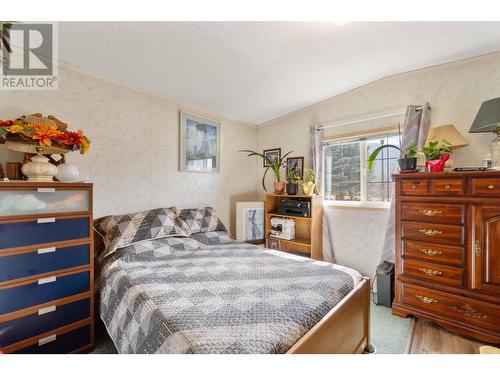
287, 277, 370, 354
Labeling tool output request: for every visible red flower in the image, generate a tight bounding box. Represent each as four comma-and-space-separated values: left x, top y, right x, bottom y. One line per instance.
66, 130, 83, 145
0, 120, 14, 127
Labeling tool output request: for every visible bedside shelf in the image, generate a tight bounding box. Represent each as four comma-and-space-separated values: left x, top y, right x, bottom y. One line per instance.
264, 194, 322, 260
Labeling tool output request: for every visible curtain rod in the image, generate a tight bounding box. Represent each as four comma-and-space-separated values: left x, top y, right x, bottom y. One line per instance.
317, 106, 426, 130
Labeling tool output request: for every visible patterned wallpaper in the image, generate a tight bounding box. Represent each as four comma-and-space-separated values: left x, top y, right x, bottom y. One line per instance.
0, 64, 258, 233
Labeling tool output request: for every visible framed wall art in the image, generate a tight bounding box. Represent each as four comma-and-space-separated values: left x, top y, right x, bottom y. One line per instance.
180, 111, 220, 173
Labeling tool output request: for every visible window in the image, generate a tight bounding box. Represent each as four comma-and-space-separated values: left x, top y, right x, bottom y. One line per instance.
323, 131, 400, 206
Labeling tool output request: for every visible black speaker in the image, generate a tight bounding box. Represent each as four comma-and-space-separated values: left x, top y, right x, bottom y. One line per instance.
376, 261, 394, 308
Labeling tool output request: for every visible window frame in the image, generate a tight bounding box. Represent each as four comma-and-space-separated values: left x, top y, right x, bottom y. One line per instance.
322, 128, 399, 209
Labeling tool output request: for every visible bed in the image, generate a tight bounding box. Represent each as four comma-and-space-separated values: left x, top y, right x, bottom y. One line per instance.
94, 208, 370, 354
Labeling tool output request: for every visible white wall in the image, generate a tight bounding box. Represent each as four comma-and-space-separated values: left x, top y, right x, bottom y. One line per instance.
0, 64, 258, 233
257, 52, 500, 276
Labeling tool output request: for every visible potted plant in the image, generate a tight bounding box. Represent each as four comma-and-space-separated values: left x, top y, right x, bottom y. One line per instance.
421, 139, 452, 172
286, 167, 301, 195
368, 142, 418, 172
240, 149, 292, 193
300, 167, 317, 196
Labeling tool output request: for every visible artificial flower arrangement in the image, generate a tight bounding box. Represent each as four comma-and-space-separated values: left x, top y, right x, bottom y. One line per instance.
0, 114, 90, 154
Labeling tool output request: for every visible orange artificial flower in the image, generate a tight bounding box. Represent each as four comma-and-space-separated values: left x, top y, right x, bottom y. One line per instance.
30, 124, 63, 148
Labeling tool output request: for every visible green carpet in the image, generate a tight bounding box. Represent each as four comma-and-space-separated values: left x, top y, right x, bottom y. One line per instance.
370, 300, 413, 354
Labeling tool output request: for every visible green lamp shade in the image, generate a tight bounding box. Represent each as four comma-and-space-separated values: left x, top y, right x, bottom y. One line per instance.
469, 97, 500, 133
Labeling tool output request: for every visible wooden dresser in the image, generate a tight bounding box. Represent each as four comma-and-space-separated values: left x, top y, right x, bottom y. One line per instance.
0, 182, 94, 353
264, 194, 323, 260
392, 171, 500, 343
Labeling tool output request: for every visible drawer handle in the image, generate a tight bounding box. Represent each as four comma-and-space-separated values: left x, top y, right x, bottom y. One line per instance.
419, 248, 442, 256
38, 276, 57, 285
475, 240, 481, 256
445, 185, 451, 189
38, 246, 56, 254
411, 182, 419, 189
38, 305, 56, 315
37, 217, 56, 224
419, 229, 442, 236
416, 295, 437, 304
37, 188, 56, 193
488, 185, 495, 190
419, 267, 442, 276
451, 304, 487, 319
38, 334, 57, 346
419, 209, 442, 216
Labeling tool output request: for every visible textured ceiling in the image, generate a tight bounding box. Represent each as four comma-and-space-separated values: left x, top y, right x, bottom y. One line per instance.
58, 22, 500, 124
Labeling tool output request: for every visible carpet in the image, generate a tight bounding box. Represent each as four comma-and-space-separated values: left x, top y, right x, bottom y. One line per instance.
91, 299, 412, 354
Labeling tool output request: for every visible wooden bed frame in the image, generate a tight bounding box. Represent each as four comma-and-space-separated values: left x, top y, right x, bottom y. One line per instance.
94, 234, 371, 354
288, 276, 371, 354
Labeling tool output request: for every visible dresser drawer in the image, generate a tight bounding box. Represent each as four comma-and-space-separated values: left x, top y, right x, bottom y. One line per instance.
402, 258, 464, 287
401, 203, 464, 225
402, 240, 464, 266
402, 283, 500, 333
401, 221, 464, 245
401, 180, 429, 195
471, 178, 500, 196
430, 179, 465, 196
0, 188, 90, 217
0, 244, 90, 283
0, 298, 90, 348
0, 271, 90, 315
0, 217, 89, 250
12, 324, 91, 354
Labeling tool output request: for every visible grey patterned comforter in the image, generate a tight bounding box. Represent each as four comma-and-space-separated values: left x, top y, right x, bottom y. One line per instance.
96, 231, 363, 354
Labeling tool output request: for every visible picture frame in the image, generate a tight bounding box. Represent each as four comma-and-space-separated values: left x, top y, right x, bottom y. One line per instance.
236, 202, 265, 244
286, 156, 304, 179
180, 111, 221, 173
263, 148, 281, 167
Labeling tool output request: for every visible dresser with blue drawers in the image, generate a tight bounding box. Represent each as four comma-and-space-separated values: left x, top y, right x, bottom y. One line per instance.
0, 182, 94, 354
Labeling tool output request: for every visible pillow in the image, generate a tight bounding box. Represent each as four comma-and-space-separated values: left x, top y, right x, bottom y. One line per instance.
93, 207, 190, 257
177, 207, 227, 234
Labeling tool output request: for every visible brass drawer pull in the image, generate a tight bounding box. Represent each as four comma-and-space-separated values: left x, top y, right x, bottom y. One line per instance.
419, 248, 442, 256
451, 304, 487, 319
416, 295, 437, 304
488, 185, 495, 190
419, 209, 442, 216
419, 229, 442, 236
419, 268, 442, 276
445, 185, 451, 189
475, 240, 481, 256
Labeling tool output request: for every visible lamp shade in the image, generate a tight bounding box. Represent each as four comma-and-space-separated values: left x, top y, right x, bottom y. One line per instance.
469, 97, 500, 133
426, 124, 469, 149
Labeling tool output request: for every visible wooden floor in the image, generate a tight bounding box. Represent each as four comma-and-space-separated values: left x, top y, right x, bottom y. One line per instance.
407, 320, 497, 354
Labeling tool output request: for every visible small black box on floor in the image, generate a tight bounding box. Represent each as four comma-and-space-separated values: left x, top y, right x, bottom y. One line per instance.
376, 261, 394, 308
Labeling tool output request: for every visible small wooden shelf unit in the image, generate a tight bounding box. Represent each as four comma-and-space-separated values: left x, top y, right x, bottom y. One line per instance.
264, 194, 323, 260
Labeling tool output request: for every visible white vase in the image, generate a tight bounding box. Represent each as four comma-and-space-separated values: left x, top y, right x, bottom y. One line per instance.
56, 163, 80, 182
22, 154, 58, 182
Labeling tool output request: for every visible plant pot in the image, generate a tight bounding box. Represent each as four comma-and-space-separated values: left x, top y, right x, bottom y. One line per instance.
300, 181, 316, 196
398, 157, 417, 171
426, 153, 450, 173
286, 182, 298, 195
274, 181, 286, 193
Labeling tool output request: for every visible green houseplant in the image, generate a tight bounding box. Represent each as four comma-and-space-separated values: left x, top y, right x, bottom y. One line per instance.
286, 167, 301, 195
421, 139, 452, 172
368, 143, 418, 171
240, 149, 292, 192
300, 167, 317, 196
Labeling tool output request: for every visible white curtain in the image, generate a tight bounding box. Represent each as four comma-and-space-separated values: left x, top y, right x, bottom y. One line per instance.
379, 103, 431, 263
311, 125, 336, 262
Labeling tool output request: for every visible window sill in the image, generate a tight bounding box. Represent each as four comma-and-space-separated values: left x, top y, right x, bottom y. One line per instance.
323, 200, 391, 210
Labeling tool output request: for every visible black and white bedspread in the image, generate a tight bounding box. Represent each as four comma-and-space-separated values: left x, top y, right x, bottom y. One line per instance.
96, 231, 363, 354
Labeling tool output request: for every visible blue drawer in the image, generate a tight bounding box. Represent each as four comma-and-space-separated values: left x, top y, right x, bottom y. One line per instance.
0, 298, 90, 348
0, 244, 90, 283
0, 217, 89, 249
13, 324, 91, 354
0, 271, 90, 315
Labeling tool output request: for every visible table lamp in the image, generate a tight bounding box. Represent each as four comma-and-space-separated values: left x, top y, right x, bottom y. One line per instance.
426, 124, 469, 170
469, 97, 500, 168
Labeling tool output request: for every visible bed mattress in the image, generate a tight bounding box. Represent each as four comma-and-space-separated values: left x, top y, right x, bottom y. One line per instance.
96, 231, 363, 354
